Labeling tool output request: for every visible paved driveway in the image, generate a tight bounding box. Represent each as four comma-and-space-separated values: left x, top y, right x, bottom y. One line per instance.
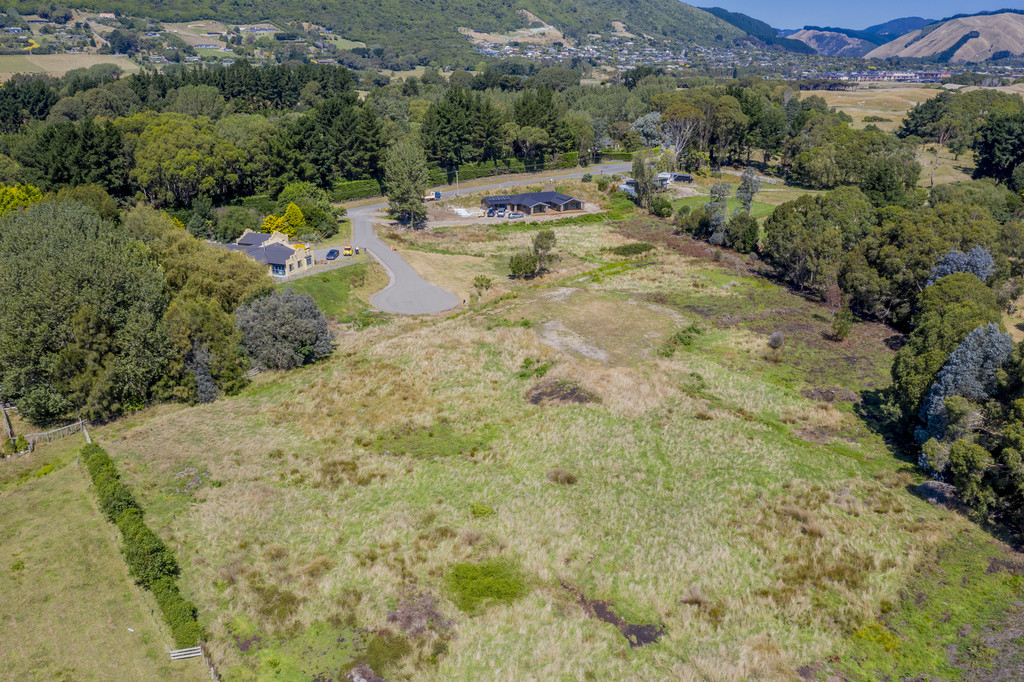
351, 162, 633, 315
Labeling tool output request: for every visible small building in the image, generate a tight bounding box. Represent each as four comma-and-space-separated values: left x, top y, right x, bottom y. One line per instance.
659, 172, 693, 184
224, 229, 313, 277
480, 191, 584, 216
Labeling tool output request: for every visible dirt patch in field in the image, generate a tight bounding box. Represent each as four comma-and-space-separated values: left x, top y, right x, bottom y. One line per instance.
562, 585, 664, 647
537, 320, 609, 363
527, 378, 599, 405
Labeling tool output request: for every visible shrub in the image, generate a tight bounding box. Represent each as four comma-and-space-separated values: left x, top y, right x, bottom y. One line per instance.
444, 559, 527, 613
831, 308, 854, 341
508, 250, 539, 279
768, 331, 785, 349
649, 196, 673, 218
235, 290, 334, 370
117, 508, 179, 587
516, 357, 552, 379
546, 468, 577, 485
472, 275, 493, 293
609, 242, 654, 257
469, 502, 496, 518
658, 323, 703, 357
581, 173, 593, 182
152, 577, 204, 648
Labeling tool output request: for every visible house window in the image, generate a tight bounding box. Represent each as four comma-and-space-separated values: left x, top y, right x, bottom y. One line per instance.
306, 257, 312, 266
272, 264, 285, 276
297, 260, 303, 268
289, 263, 294, 272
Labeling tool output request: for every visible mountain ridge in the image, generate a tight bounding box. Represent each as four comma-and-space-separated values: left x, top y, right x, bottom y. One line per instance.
866, 11, 1024, 62
14, 0, 745, 64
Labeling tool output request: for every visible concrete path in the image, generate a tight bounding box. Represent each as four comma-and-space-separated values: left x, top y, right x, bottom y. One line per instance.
352, 163, 633, 315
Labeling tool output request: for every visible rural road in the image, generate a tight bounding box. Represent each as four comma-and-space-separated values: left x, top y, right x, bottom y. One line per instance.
351, 162, 633, 315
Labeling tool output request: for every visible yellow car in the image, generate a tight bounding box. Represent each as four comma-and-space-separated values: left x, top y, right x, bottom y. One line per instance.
342, 245, 353, 257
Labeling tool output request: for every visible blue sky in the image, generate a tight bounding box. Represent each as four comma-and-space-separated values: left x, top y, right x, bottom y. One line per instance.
701, 1, 1024, 30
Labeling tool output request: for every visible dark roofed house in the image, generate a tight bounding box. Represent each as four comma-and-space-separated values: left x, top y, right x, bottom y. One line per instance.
481, 191, 584, 216
223, 229, 313, 277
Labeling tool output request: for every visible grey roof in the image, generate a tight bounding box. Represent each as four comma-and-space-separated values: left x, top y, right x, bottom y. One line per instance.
222, 242, 298, 266
237, 231, 273, 247
482, 192, 580, 207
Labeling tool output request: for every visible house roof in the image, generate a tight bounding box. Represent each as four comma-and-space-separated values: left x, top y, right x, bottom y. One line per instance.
237, 231, 273, 247
223, 242, 298, 266
482, 192, 580, 207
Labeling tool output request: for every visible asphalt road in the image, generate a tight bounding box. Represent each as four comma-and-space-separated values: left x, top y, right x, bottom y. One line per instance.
351, 162, 633, 315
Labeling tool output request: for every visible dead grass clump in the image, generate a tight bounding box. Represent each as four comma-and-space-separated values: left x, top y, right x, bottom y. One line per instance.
780, 505, 814, 525
386, 593, 453, 638
800, 520, 828, 538
527, 378, 599, 405
264, 544, 289, 561
249, 579, 304, 625
301, 555, 334, 581
547, 468, 578, 485
680, 585, 707, 607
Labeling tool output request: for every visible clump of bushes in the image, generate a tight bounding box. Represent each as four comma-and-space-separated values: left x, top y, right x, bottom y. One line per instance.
658, 323, 703, 358
469, 502, 496, 518
609, 242, 654, 257
81, 443, 202, 647
547, 468, 577, 485
444, 559, 527, 613
516, 357, 552, 379
2, 435, 28, 456
581, 173, 593, 182
235, 289, 334, 370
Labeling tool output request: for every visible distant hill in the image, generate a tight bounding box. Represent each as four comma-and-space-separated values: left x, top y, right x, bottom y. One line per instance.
866, 11, 1024, 62
21, 0, 744, 64
865, 17, 935, 39
788, 29, 879, 57
700, 7, 816, 53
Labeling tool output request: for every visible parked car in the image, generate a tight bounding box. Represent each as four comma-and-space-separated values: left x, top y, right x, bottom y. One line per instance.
496, 208, 506, 217
342, 245, 353, 256
325, 249, 339, 261
507, 212, 525, 219
486, 208, 495, 217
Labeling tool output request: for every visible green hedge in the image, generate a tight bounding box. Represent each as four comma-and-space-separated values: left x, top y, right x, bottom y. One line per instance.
153, 577, 204, 648
329, 179, 382, 202
82, 443, 141, 523
599, 150, 634, 161
116, 508, 179, 588
240, 194, 277, 215
80, 444, 202, 647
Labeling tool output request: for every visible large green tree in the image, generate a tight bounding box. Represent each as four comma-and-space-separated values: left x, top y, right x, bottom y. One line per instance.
384, 138, 430, 225
0, 201, 170, 423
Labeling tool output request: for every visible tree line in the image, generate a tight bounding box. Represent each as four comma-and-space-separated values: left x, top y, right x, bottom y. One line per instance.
0, 194, 335, 425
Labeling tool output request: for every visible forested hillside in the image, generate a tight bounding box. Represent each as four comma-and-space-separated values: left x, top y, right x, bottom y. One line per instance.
12, 0, 743, 64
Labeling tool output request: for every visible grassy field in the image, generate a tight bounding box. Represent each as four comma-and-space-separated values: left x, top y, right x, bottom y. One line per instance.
818, 86, 943, 132
280, 259, 387, 323
0, 53, 139, 81
672, 195, 775, 219
0, 436, 208, 681
72, 203, 1024, 680
916, 145, 976, 187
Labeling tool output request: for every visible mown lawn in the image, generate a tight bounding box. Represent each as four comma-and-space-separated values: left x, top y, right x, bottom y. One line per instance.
279, 259, 385, 322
